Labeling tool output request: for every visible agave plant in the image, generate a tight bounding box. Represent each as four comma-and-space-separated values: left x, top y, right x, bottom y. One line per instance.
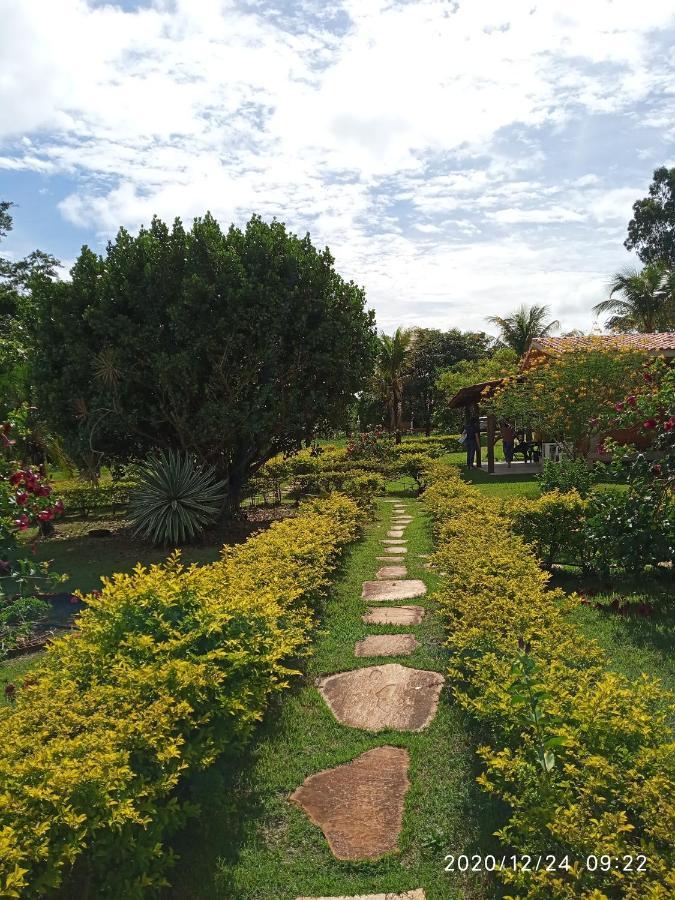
129, 450, 227, 546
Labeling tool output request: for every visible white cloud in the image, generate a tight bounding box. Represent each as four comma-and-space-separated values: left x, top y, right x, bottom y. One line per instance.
1, 0, 674, 335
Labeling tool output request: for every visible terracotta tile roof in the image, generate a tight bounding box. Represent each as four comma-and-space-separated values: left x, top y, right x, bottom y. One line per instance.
530, 333, 675, 354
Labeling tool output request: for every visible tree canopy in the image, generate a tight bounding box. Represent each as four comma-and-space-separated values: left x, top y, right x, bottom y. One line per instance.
32, 213, 377, 504
594, 263, 675, 333
486, 303, 559, 357
403, 328, 493, 434
374, 327, 412, 443
625, 166, 675, 265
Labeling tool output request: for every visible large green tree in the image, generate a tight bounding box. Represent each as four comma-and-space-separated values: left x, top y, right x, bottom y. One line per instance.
403, 328, 493, 435
374, 327, 412, 443
486, 303, 560, 357
593, 263, 675, 333
435, 348, 519, 430
625, 166, 675, 265
33, 213, 377, 506
0, 201, 59, 416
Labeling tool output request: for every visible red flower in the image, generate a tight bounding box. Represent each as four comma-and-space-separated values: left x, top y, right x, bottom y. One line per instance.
643, 370, 653, 382
15, 491, 28, 506
38, 509, 54, 522
665, 418, 674, 432
37, 485, 51, 497
643, 418, 657, 429
651, 463, 662, 476
9, 471, 23, 487
14, 514, 30, 531
614, 401, 624, 412
54, 499, 65, 514
626, 395, 636, 407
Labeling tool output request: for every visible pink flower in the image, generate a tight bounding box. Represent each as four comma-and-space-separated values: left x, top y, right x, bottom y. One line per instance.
626, 395, 637, 407
9, 471, 23, 487
664, 418, 674, 432
643, 418, 657, 429
15, 491, 28, 506
14, 514, 30, 531
614, 401, 624, 412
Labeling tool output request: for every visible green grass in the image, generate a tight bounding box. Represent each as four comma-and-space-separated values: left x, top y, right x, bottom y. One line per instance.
551, 571, 675, 693
0, 653, 41, 707
164, 495, 501, 900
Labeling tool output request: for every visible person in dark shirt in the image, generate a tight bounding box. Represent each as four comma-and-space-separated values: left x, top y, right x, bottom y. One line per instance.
465, 418, 480, 468
500, 421, 515, 467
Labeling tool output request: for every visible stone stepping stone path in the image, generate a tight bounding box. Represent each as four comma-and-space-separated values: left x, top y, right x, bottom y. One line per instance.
363, 605, 425, 625
362, 580, 427, 601
290, 497, 442, 891
298, 892, 425, 900
290, 747, 410, 860
354, 634, 419, 657
376, 565, 407, 579
317, 664, 444, 732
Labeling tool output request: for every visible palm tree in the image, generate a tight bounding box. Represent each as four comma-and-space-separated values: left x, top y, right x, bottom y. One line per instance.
375, 327, 412, 443
486, 304, 560, 356
593, 263, 675, 333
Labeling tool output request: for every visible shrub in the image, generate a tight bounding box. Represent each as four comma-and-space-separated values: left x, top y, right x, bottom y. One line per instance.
128, 450, 227, 546
58, 482, 133, 517
537, 458, 600, 498
583, 487, 675, 576
0, 494, 361, 898
506, 490, 586, 568
289, 469, 384, 506
424, 462, 675, 899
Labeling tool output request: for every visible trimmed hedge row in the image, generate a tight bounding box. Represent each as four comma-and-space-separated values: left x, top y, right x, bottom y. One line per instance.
58, 482, 134, 517
423, 461, 674, 899
0, 494, 361, 899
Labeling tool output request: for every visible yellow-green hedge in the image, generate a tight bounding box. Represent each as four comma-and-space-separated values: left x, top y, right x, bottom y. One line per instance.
424, 461, 674, 899
0, 493, 361, 898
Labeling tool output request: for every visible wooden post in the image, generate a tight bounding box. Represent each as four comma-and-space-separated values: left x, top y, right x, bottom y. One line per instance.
487, 413, 496, 474
472, 401, 482, 468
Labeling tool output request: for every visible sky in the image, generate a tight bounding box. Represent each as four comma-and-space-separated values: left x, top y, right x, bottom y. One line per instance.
1, 0, 674, 335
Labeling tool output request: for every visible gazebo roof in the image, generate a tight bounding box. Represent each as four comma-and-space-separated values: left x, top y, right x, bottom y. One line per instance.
445, 378, 506, 409
522, 333, 675, 369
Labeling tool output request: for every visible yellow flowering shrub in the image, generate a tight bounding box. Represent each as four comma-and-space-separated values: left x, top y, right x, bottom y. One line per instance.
424, 463, 674, 898
505, 490, 587, 568
0, 493, 361, 898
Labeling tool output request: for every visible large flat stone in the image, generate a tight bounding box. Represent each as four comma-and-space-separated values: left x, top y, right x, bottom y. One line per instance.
392, 517, 413, 524
380, 545, 407, 555
354, 634, 419, 657
376, 556, 405, 563
363, 606, 425, 625
362, 580, 426, 601
317, 664, 444, 732
289, 746, 410, 860
386, 529, 405, 539
376, 565, 407, 578
297, 892, 425, 900
381, 538, 407, 544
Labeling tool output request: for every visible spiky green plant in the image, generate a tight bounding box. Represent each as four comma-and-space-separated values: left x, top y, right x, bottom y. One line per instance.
129, 450, 227, 546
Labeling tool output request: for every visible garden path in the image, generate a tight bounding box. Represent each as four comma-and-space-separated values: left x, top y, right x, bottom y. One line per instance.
291, 498, 440, 900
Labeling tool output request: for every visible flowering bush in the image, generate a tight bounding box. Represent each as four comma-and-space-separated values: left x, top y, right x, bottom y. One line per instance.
0, 493, 361, 898
537, 458, 600, 497
1, 421, 64, 658
424, 461, 674, 899
345, 429, 395, 461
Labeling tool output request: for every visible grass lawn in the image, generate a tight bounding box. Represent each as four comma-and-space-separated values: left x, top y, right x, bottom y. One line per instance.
164, 491, 502, 900
0, 653, 41, 708
551, 571, 675, 694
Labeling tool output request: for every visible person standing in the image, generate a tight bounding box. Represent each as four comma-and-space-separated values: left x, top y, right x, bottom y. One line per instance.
465, 417, 480, 469
500, 421, 515, 468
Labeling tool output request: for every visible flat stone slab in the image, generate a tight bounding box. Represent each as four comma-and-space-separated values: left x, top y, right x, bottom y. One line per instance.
376, 565, 407, 578
354, 634, 419, 657
297, 892, 425, 900
317, 664, 444, 732
362, 580, 427, 601
290, 746, 410, 860
387, 529, 405, 539
380, 545, 407, 555
376, 556, 405, 563
392, 517, 413, 524
363, 606, 425, 625
382, 538, 407, 544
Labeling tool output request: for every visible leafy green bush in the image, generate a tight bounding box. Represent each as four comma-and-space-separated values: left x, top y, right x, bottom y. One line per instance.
58, 482, 133, 517
506, 490, 587, 568
424, 461, 674, 899
537, 458, 600, 497
0, 494, 361, 898
128, 450, 226, 546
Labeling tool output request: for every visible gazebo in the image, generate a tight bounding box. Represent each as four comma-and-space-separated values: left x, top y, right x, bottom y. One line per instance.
445, 378, 509, 473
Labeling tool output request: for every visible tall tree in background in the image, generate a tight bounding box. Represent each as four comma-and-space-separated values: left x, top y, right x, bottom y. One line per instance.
375, 327, 412, 443
0, 201, 59, 415
625, 166, 675, 266
486, 303, 559, 356
593, 263, 675, 333
32, 213, 377, 508
403, 328, 493, 435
